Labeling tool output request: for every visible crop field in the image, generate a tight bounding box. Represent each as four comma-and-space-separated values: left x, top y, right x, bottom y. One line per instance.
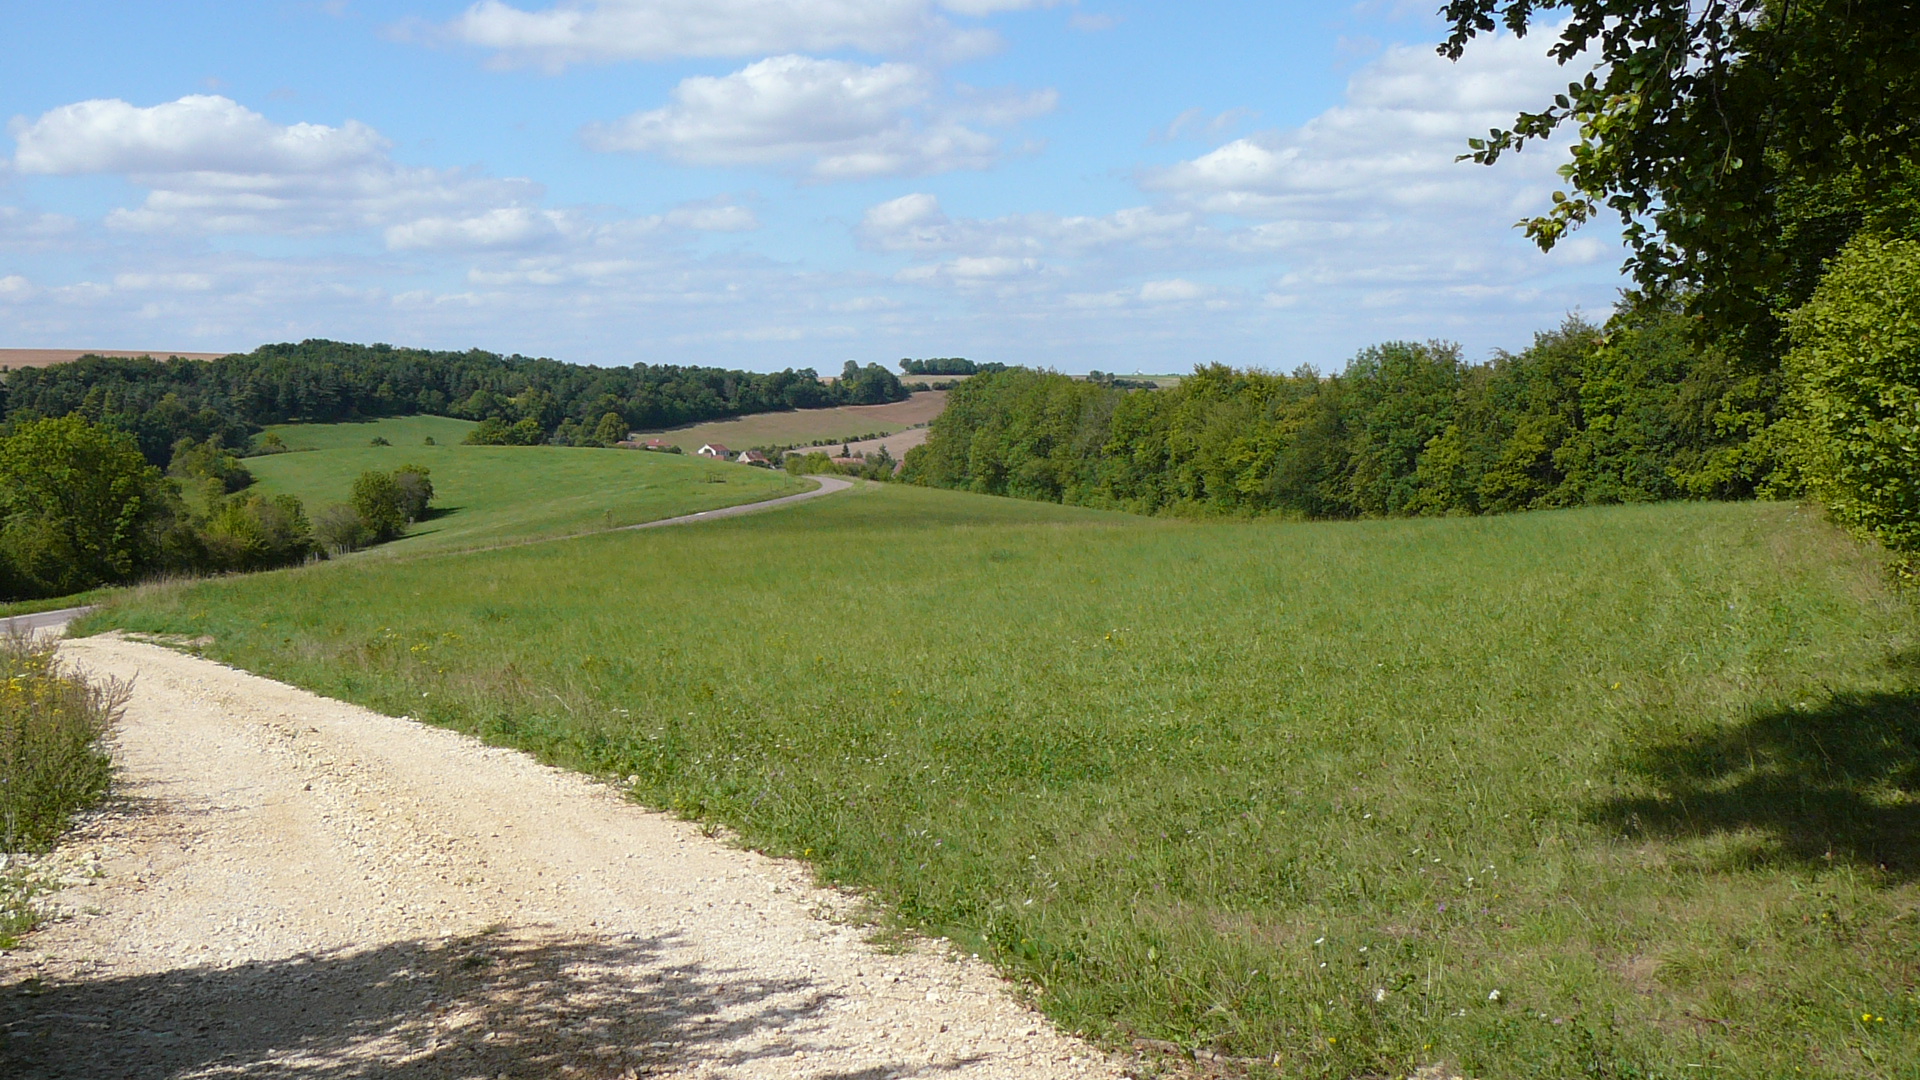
634, 391, 947, 452
250, 418, 805, 555
89, 489, 1920, 1078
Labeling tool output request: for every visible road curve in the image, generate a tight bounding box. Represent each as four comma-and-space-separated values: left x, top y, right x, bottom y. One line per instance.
0, 605, 94, 639
621, 474, 854, 531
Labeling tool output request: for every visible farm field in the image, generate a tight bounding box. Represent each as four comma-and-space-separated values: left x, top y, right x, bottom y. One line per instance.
250, 417, 806, 555
89, 489, 1920, 1079
0, 348, 234, 370
635, 391, 947, 452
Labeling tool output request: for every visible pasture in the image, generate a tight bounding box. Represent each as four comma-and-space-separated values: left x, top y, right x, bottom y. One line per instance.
250, 418, 805, 555
633, 391, 947, 452
90, 489, 1920, 1078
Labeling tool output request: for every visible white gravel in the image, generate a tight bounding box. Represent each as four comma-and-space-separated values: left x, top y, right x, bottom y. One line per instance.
1, 634, 1122, 1080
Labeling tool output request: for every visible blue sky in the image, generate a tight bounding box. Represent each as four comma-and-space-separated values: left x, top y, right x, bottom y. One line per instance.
0, 1, 1624, 372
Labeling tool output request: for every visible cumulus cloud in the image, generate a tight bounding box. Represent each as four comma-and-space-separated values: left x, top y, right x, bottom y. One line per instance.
423, 0, 1061, 70
8, 95, 536, 236
1141, 31, 1571, 219
584, 55, 1041, 178
858, 192, 1200, 257
11, 95, 386, 176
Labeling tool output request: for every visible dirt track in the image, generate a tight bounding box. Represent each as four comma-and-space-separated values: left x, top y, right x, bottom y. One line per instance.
1, 635, 1118, 1079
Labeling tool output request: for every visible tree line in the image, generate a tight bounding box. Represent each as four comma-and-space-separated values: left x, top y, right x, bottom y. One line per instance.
902, 291, 1915, 559
0, 341, 908, 468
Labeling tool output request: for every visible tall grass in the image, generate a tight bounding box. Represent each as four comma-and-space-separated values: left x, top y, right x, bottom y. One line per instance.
91, 487, 1920, 1079
1, 636, 120, 852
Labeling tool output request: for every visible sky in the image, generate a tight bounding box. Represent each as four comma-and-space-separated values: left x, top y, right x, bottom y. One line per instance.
0, 1, 1626, 374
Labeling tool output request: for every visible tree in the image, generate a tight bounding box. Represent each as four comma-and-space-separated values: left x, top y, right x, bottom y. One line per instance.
0, 417, 170, 598
390, 465, 435, 523
350, 471, 408, 543
1442, 1, 1920, 358
593, 411, 628, 446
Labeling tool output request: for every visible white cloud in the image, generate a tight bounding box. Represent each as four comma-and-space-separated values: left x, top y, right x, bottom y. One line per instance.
113, 272, 215, 292
386, 207, 570, 251
1138, 278, 1206, 302
9, 95, 536, 236
0, 274, 35, 300
858, 192, 1198, 256
0, 206, 76, 247
1142, 32, 1571, 219
584, 55, 1037, 178
423, 0, 1060, 70
11, 95, 386, 176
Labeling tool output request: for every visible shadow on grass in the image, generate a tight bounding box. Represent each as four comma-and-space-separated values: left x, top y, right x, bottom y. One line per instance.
1596, 664, 1920, 876
1, 928, 979, 1079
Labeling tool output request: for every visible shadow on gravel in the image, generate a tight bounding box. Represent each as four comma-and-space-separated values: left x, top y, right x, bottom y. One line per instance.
1, 927, 979, 1079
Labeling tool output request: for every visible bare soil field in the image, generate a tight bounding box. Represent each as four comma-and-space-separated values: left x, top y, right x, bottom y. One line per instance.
637, 391, 947, 452
0, 349, 233, 370
811, 426, 930, 462
1, 634, 1114, 1080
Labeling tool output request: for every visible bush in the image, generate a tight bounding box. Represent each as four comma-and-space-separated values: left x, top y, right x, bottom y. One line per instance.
314, 503, 372, 554
391, 465, 434, 523
168, 435, 254, 493
0, 637, 121, 853
199, 493, 314, 572
1785, 233, 1920, 552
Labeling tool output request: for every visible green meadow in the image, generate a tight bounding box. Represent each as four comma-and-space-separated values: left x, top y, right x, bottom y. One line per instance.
89, 487, 1920, 1078
248, 417, 805, 555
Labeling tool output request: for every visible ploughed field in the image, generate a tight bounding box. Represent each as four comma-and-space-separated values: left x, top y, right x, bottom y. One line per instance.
632, 391, 947, 453
250, 416, 805, 555
90, 487, 1920, 1078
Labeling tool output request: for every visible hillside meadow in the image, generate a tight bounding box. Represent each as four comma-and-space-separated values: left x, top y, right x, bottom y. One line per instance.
249, 417, 805, 555
88, 487, 1920, 1078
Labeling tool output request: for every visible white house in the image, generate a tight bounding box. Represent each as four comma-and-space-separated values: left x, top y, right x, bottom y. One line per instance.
697, 443, 732, 459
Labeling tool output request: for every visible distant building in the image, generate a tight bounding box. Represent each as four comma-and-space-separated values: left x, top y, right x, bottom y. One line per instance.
697, 443, 732, 459
644, 438, 675, 452
737, 450, 772, 467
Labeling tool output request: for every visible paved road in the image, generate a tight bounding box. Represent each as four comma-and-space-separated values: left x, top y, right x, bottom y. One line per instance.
0, 605, 93, 639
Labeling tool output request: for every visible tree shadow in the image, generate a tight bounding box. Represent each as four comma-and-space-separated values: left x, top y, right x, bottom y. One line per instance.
1593, 659, 1920, 877
1, 928, 981, 1079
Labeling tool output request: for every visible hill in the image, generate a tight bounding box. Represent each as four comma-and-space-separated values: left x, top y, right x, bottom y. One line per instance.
90, 487, 1920, 1078
249, 417, 805, 555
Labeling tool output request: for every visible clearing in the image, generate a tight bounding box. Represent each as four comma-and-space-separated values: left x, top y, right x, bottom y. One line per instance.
249, 418, 806, 555
1, 634, 1111, 1079
634, 391, 947, 452
87, 486, 1920, 1078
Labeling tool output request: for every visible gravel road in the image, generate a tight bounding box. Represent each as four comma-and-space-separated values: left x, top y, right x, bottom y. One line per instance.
1, 635, 1119, 1080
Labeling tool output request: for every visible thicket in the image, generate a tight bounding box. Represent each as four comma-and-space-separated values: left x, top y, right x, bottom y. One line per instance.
0, 416, 436, 600
0, 342, 907, 466
905, 306, 1768, 518
898, 357, 1004, 376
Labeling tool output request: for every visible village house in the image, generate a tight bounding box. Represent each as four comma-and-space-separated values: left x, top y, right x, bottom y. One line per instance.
736, 450, 771, 467
644, 438, 675, 452
697, 443, 731, 459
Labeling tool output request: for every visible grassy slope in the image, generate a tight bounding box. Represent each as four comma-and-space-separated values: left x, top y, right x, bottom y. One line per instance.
635, 392, 947, 452
90, 489, 1920, 1079
251, 419, 806, 555
264, 414, 478, 451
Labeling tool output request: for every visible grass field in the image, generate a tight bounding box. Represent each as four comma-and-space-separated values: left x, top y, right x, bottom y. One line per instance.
250, 417, 806, 555
634, 392, 947, 452
87, 489, 1920, 1078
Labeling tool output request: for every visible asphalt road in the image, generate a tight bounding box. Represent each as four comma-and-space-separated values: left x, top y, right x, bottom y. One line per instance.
0, 606, 93, 639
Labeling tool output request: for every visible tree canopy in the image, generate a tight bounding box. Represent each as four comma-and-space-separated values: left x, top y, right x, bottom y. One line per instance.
1443, 0, 1920, 356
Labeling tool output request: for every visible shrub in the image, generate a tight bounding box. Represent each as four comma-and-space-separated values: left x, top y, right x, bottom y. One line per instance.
314, 503, 372, 554
391, 465, 435, 523
370, 436, 391, 447
199, 493, 314, 572
350, 471, 408, 543
1785, 233, 1920, 552
0, 637, 121, 853
168, 436, 254, 493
